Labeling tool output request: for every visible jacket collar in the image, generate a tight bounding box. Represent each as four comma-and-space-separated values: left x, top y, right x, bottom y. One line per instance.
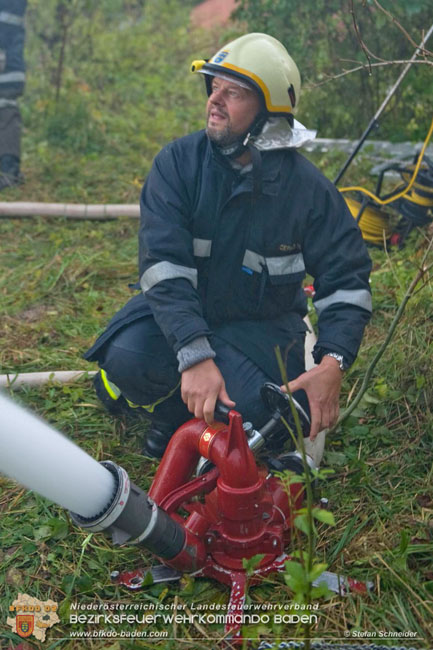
205, 135, 286, 197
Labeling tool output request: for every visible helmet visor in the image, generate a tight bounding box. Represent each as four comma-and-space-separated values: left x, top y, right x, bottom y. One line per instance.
198, 68, 253, 91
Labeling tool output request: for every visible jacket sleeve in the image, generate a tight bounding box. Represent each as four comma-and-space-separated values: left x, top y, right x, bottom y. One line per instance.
302, 176, 372, 367
138, 145, 213, 354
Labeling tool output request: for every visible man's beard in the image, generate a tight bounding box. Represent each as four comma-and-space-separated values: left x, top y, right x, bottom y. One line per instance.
206, 114, 239, 147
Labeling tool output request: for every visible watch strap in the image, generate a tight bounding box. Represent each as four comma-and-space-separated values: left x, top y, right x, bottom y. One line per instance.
323, 352, 346, 371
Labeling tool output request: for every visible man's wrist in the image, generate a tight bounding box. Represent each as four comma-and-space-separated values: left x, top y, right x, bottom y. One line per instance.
322, 352, 347, 371
177, 337, 216, 373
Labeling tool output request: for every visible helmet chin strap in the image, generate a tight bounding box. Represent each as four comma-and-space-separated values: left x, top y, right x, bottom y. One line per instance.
247, 142, 263, 203
214, 112, 267, 204
215, 112, 268, 161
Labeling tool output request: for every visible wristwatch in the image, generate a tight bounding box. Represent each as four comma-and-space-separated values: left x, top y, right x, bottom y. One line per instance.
323, 352, 346, 371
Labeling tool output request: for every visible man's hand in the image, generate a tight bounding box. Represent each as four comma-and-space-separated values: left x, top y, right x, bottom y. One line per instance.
281, 355, 342, 440
181, 358, 235, 425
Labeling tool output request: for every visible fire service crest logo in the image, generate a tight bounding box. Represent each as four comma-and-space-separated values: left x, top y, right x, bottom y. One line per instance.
15, 614, 34, 638
7, 593, 59, 641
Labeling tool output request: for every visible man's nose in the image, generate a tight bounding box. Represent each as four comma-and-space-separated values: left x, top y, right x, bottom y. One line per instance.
209, 88, 224, 105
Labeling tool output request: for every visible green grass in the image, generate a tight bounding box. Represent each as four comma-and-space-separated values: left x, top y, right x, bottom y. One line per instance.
1, 1, 433, 648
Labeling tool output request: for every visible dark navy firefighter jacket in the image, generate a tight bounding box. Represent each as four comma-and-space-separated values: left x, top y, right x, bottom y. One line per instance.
86, 131, 372, 383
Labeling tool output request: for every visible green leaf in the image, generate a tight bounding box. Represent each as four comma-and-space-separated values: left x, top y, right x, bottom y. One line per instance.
34, 525, 52, 540
375, 403, 387, 418
284, 560, 307, 593
142, 570, 154, 586
345, 408, 365, 420
315, 468, 335, 479
290, 549, 308, 561
362, 391, 380, 405
58, 599, 72, 619
284, 560, 305, 581
309, 562, 328, 582
61, 575, 75, 592
76, 575, 93, 592
242, 553, 265, 575
416, 374, 425, 389
375, 382, 388, 398
311, 582, 333, 599
274, 469, 305, 485
325, 451, 348, 466
312, 508, 336, 526
22, 542, 37, 554
294, 513, 310, 535
179, 574, 195, 594
372, 426, 392, 441
348, 424, 370, 437
21, 525, 34, 537
47, 517, 69, 539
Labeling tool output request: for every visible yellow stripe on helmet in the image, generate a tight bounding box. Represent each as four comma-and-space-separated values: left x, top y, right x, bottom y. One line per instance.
219, 61, 293, 114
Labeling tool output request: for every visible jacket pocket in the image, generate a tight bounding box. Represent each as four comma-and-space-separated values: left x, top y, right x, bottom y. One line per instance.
236, 250, 306, 314
265, 252, 306, 285
262, 255, 306, 318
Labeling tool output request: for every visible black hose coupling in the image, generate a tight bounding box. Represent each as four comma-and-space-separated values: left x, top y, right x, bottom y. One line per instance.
70, 461, 185, 559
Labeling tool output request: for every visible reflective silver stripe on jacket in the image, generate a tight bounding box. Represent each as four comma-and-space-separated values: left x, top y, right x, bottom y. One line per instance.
140, 261, 198, 292
314, 289, 372, 315
242, 250, 265, 273
0, 98, 17, 108
0, 71, 25, 84
0, 12, 25, 27
242, 249, 305, 275
193, 238, 212, 257
266, 253, 305, 276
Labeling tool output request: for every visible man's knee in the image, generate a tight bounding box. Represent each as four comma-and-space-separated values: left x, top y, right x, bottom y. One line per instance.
98, 321, 179, 406
101, 343, 144, 394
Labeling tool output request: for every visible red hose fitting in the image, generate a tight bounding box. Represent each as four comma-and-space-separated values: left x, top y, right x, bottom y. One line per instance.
149, 418, 209, 504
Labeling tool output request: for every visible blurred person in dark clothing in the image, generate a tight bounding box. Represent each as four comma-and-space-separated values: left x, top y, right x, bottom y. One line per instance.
0, 0, 27, 190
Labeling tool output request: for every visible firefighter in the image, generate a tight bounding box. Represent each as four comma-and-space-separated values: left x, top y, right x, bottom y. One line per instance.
0, 0, 27, 190
85, 33, 372, 457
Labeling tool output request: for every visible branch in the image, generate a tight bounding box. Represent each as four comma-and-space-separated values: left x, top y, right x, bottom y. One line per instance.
308, 59, 433, 88
350, 0, 373, 73
350, 1, 432, 66
334, 235, 433, 427
310, 3, 433, 89
412, 261, 433, 296
371, 0, 433, 57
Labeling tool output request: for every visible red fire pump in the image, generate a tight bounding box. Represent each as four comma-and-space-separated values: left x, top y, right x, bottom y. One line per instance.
71, 384, 371, 642
146, 402, 305, 636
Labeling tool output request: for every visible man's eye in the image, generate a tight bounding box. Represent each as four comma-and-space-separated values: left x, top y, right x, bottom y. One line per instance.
228, 89, 240, 98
